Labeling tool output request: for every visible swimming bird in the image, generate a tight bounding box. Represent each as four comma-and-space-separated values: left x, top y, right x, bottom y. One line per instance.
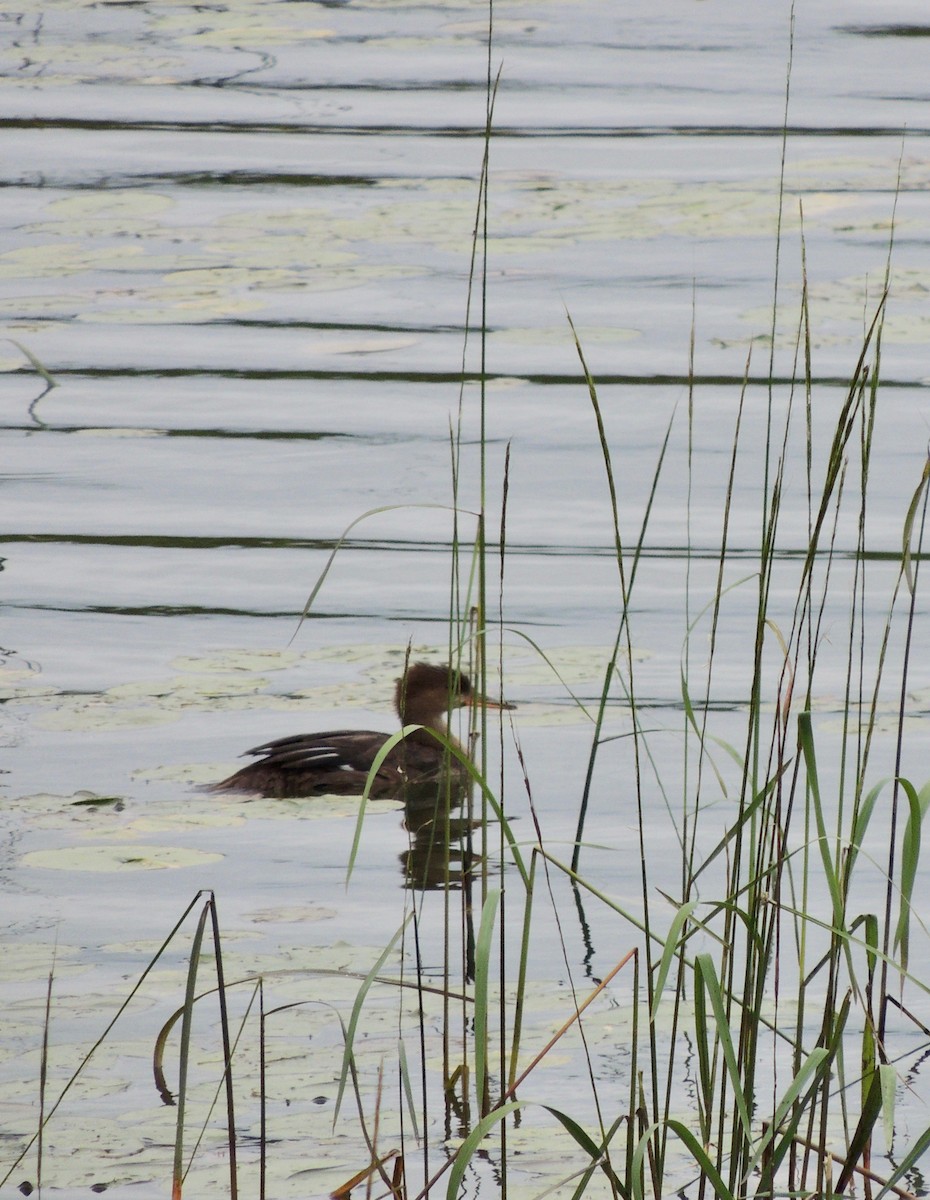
207, 661, 512, 799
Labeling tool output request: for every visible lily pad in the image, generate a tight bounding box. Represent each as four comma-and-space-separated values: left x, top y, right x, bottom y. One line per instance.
21, 844, 224, 872
34, 702, 179, 731
171, 649, 302, 673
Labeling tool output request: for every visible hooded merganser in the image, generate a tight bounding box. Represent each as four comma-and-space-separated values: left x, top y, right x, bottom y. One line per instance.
208, 661, 511, 799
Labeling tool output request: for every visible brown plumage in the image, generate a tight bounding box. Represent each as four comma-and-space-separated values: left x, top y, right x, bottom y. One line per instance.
207, 662, 509, 799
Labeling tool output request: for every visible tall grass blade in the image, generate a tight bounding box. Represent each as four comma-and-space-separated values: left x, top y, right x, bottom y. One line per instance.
847, 778, 892, 883
37, 959, 54, 1199
172, 898, 212, 1200
397, 1036, 421, 1144
565, 311, 675, 872
206, 896, 238, 1200
747, 1046, 831, 1180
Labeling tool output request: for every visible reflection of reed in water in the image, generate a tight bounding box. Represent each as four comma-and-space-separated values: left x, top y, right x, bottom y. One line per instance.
399, 779, 477, 891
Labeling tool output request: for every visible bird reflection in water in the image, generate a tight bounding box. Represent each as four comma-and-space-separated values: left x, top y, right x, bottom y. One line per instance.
399, 777, 478, 891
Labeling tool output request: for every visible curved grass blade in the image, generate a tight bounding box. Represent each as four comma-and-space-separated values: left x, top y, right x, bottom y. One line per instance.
397, 1037, 420, 1143
7, 337, 57, 388
892, 776, 930, 974
333, 916, 413, 1126
290, 503, 468, 643
847, 778, 892, 884
650, 900, 698, 1023
836, 1069, 884, 1193
445, 1101, 522, 1199
902, 454, 930, 595
563, 1112, 628, 1200
344, 723, 528, 888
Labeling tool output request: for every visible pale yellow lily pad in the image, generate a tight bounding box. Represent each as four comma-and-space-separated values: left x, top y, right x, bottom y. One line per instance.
34, 701, 178, 731
171, 649, 302, 673
0, 942, 88, 982
70, 426, 167, 438
21, 844, 224, 872
45, 191, 174, 220
0, 681, 60, 700
107, 673, 271, 700
491, 324, 638, 346
246, 904, 338, 924
203, 793, 404, 821
88, 811, 246, 837
11, 791, 125, 818
132, 761, 218, 783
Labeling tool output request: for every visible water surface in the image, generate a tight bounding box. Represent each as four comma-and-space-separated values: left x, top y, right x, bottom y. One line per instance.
3, 1, 930, 1195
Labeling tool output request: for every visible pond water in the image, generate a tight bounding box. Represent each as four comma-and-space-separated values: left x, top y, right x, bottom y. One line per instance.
3, 0, 930, 1195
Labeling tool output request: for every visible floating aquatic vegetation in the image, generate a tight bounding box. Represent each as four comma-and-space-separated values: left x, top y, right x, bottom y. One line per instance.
20, 843, 224, 872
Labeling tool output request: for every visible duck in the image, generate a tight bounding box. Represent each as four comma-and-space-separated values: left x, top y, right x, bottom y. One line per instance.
207, 661, 512, 799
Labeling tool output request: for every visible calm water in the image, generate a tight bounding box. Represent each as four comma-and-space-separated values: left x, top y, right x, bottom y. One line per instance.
3, 0, 930, 1194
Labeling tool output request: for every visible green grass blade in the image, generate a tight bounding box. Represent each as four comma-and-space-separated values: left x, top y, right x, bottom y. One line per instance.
902, 454, 930, 595
473, 888, 501, 1115
290, 503, 462, 642
847, 778, 892, 883
650, 900, 698, 1022
873, 1121, 930, 1200
746, 1046, 830, 1179
880, 1062, 897, 1149
892, 776, 930, 974
7, 338, 58, 388
836, 1069, 884, 1193
690, 765, 788, 886
333, 916, 412, 1126
798, 712, 844, 929
633, 1119, 735, 1200
691, 953, 713, 1141
445, 1101, 522, 1199
680, 669, 728, 796
563, 1112, 629, 1200
693, 954, 752, 1139
397, 1037, 421, 1143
